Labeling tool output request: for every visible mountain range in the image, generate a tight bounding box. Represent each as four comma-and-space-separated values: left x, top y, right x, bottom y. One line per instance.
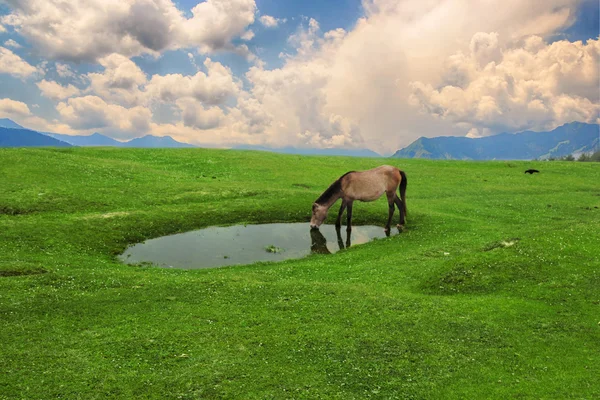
46, 132, 196, 148
45, 132, 123, 147
392, 122, 599, 160
233, 144, 382, 157
2, 118, 598, 159
0, 127, 73, 148
0, 119, 379, 156
123, 135, 196, 148
0, 119, 195, 148
0, 118, 25, 130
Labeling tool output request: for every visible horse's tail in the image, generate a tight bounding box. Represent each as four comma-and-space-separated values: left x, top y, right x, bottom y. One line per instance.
398, 169, 407, 216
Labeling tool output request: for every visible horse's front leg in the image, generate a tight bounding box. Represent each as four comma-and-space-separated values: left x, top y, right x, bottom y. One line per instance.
385, 192, 396, 232
335, 225, 345, 250
346, 201, 353, 232
385, 198, 395, 232
335, 200, 347, 229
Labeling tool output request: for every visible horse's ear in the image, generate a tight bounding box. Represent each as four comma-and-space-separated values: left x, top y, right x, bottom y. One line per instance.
312, 203, 318, 211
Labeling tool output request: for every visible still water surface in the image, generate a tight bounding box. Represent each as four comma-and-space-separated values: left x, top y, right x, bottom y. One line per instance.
120, 223, 399, 269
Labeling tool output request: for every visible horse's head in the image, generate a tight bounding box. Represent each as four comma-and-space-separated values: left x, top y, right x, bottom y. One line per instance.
310, 203, 328, 229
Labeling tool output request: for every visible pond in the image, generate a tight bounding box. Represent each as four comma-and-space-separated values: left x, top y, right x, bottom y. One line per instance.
119, 223, 400, 269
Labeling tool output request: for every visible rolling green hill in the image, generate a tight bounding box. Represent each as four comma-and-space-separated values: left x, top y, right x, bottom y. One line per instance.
1, 148, 598, 399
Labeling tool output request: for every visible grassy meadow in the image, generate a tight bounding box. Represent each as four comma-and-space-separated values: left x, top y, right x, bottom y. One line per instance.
1, 147, 599, 399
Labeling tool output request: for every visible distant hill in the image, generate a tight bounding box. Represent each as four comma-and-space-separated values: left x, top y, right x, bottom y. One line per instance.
0, 118, 196, 148
392, 122, 599, 160
0, 118, 24, 129
122, 135, 196, 148
0, 127, 72, 147
46, 132, 124, 147
47, 132, 196, 148
234, 145, 381, 158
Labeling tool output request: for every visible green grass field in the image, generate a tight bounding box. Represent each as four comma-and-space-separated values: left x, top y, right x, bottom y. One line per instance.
1, 147, 599, 399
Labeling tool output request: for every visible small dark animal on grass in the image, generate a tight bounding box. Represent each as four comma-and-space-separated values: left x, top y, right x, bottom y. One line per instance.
525, 169, 540, 174
310, 165, 407, 233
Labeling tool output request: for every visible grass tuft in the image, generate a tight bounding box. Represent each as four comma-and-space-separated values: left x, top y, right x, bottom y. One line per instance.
265, 244, 284, 253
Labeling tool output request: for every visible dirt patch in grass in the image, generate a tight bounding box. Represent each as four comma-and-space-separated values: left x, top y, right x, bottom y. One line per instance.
422, 249, 452, 258
81, 211, 132, 220
292, 183, 311, 189
0, 205, 33, 215
482, 238, 521, 251
0, 265, 48, 277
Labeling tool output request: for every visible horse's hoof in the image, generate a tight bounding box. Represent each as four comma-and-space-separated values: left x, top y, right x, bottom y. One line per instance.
396, 224, 405, 231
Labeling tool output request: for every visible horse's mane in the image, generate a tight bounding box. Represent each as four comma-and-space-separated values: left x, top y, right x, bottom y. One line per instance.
315, 171, 354, 205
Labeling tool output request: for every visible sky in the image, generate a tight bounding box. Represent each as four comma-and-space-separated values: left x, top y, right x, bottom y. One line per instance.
0, 0, 598, 155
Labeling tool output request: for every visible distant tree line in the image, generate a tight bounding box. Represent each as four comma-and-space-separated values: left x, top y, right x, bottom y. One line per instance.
545, 150, 600, 162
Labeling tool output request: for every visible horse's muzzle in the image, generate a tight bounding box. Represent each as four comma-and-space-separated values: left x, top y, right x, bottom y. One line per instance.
310, 224, 319, 230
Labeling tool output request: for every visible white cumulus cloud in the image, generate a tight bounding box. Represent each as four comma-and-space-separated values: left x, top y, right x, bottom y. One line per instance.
0, 46, 39, 78
238, 19, 364, 148
32, 55, 244, 141
229, 0, 593, 152
0, 97, 31, 117
86, 54, 147, 107
36, 80, 81, 100
2, 0, 257, 62
181, 0, 257, 53
55, 63, 76, 78
3, 39, 22, 49
176, 98, 224, 130
241, 30, 255, 41
2, 0, 597, 151
259, 15, 285, 28
145, 58, 241, 105
409, 35, 599, 136
56, 95, 152, 137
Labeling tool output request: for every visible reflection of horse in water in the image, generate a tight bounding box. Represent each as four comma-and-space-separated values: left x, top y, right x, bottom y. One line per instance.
310, 229, 332, 254
310, 165, 407, 233
310, 228, 349, 254
311, 226, 390, 254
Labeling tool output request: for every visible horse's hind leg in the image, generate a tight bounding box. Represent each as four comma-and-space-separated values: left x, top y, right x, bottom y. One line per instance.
385, 192, 396, 232
335, 200, 347, 229
394, 196, 405, 227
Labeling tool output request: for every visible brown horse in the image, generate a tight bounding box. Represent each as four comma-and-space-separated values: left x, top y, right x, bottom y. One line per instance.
310, 165, 407, 232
